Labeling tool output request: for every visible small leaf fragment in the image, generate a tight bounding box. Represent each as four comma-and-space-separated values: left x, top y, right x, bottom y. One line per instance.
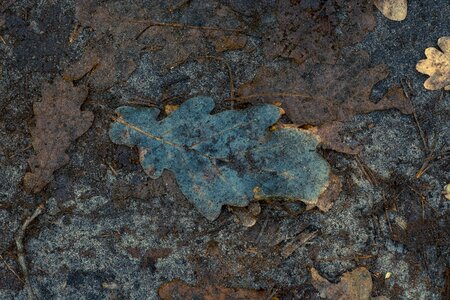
311, 267, 388, 300
109, 97, 333, 220
444, 183, 450, 200
416, 37, 450, 90
374, 0, 407, 21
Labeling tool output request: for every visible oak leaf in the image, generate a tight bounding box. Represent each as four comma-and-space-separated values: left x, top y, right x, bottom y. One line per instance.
158, 278, 267, 300
374, 0, 408, 21
63, 2, 147, 90
236, 51, 413, 154
416, 37, 450, 90
64, 0, 247, 89
109, 97, 333, 220
23, 79, 94, 193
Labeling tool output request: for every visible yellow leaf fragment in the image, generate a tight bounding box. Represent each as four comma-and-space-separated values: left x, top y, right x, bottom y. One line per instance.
444, 184, 450, 200
164, 104, 180, 115
416, 37, 450, 90
374, 0, 408, 21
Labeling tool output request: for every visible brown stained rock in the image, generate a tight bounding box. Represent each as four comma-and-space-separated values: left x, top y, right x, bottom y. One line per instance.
112, 172, 187, 209
263, 0, 375, 64
311, 267, 388, 300
140, 248, 172, 271
23, 79, 93, 194
158, 278, 267, 300
237, 51, 413, 127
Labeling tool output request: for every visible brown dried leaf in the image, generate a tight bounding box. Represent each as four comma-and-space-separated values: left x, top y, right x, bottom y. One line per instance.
237, 51, 413, 127
65, 0, 247, 88
63, 2, 146, 90
374, 0, 408, 21
158, 279, 267, 300
308, 173, 341, 212
23, 79, 94, 193
311, 267, 387, 300
312, 122, 364, 155
264, 0, 375, 64
416, 37, 450, 90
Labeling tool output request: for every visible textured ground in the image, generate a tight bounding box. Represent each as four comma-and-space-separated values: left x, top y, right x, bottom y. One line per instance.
0, 1, 449, 299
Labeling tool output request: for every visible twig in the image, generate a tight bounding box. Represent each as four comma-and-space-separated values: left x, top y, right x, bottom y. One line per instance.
407, 184, 440, 216
382, 192, 393, 233
412, 109, 429, 154
355, 155, 378, 186
8, 144, 33, 159
314, 253, 373, 262
134, 20, 245, 40
15, 204, 45, 300
195, 55, 235, 99
256, 217, 269, 244
281, 231, 318, 258
106, 162, 118, 176
416, 146, 449, 178
400, 77, 446, 179
126, 100, 158, 108
0, 254, 24, 283
225, 93, 315, 102
68, 24, 82, 44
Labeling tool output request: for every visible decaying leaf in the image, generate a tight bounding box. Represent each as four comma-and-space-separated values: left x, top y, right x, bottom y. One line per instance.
229, 202, 261, 227
64, 0, 247, 88
263, 0, 375, 64
311, 267, 388, 300
374, 0, 408, 21
416, 37, 450, 90
63, 1, 147, 90
237, 51, 413, 128
110, 96, 334, 220
23, 79, 94, 193
158, 278, 267, 300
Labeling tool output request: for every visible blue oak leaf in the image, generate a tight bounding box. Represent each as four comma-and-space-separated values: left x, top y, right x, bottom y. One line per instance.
109, 96, 331, 220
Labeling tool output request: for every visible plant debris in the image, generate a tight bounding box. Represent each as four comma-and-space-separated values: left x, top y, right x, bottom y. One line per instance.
416, 36, 450, 90
236, 51, 413, 127
23, 79, 94, 193
236, 52, 412, 126
64, 0, 247, 89
158, 278, 268, 300
63, 1, 148, 90
311, 267, 388, 300
15, 204, 45, 300
110, 96, 334, 220
263, 0, 375, 64
374, 0, 408, 21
